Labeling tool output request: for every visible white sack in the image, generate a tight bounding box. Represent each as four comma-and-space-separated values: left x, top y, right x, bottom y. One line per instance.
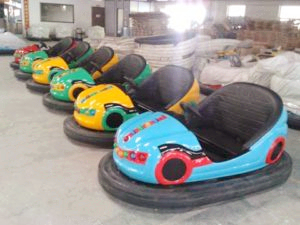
28, 24, 50, 39
55, 26, 73, 38
248, 52, 300, 87
87, 26, 105, 40
271, 63, 300, 115
199, 59, 256, 85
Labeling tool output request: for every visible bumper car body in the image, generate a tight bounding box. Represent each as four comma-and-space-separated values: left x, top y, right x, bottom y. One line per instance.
50, 53, 149, 103
32, 57, 69, 84
51, 68, 95, 101
17, 37, 75, 74
113, 82, 288, 185
13, 44, 40, 64
74, 65, 200, 132
19, 50, 49, 73
32, 42, 93, 85
74, 84, 137, 131
50, 47, 120, 102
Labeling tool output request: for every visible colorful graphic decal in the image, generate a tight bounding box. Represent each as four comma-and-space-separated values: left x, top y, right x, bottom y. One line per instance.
123, 114, 167, 142
51, 83, 65, 91
80, 85, 113, 104
114, 143, 148, 164
74, 105, 96, 116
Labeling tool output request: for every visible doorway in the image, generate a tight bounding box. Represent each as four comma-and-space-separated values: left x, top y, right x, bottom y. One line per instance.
92, 7, 105, 27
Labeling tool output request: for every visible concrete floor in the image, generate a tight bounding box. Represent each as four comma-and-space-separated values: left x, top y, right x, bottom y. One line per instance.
0, 55, 299, 225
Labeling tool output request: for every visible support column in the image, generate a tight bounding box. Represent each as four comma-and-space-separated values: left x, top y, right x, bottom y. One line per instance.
105, 0, 130, 37
23, 0, 29, 30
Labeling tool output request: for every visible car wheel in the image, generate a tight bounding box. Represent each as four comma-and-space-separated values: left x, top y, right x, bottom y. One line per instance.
266, 137, 285, 164
105, 113, 123, 129
155, 151, 192, 185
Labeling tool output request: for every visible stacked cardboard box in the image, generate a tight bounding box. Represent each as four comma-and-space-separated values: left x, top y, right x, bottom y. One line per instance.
237, 20, 300, 50
129, 12, 169, 37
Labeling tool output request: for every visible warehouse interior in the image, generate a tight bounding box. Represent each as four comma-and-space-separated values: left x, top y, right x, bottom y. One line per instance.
0, 0, 300, 225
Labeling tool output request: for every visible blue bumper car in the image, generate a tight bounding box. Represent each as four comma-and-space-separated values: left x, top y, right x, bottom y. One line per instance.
98, 82, 292, 209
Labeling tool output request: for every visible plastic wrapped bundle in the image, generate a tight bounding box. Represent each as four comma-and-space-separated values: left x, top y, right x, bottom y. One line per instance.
55, 25, 74, 39
271, 62, 300, 116
248, 52, 300, 87
27, 24, 51, 40
0, 32, 27, 54
87, 26, 105, 40
134, 32, 197, 71
97, 37, 135, 59
199, 58, 256, 85
84, 26, 105, 49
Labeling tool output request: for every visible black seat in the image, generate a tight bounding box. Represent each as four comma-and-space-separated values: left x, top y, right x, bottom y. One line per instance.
184, 82, 283, 161
78, 46, 114, 75
96, 54, 147, 84
134, 65, 194, 111
46, 37, 74, 57
60, 42, 91, 64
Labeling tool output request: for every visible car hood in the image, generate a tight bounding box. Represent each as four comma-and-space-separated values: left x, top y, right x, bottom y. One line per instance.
15, 45, 37, 57
75, 84, 133, 110
116, 112, 201, 153
18, 44, 39, 53
51, 67, 94, 86
33, 56, 67, 69
21, 50, 47, 63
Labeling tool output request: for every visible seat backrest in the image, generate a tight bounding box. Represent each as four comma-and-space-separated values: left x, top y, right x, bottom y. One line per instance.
135, 65, 194, 107
47, 37, 74, 57
61, 42, 90, 64
198, 83, 283, 144
98, 54, 146, 83
79, 46, 114, 74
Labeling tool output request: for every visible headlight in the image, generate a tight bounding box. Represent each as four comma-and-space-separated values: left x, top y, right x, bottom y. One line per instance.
89, 109, 96, 116
21, 60, 29, 66
34, 70, 44, 75
115, 145, 148, 164
14, 53, 22, 58
51, 83, 65, 91
75, 107, 97, 116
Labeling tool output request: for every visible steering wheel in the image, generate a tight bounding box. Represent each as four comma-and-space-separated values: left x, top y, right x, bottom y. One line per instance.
180, 102, 205, 128
39, 41, 48, 49
180, 102, 202, 117
124, 76, 139, 90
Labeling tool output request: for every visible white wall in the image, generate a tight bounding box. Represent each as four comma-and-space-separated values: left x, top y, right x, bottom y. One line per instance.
210, 0, 300, 22
129, 1, 176, 13
130, 1, 152, 13
22, 0, 104, 35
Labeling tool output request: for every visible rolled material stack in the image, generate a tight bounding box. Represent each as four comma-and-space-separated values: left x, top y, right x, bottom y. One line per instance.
134, 32, 197, 71
97, 37, 136, 59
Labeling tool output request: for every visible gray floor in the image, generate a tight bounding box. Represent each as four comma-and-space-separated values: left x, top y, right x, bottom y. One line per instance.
0, 55, 299, 225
